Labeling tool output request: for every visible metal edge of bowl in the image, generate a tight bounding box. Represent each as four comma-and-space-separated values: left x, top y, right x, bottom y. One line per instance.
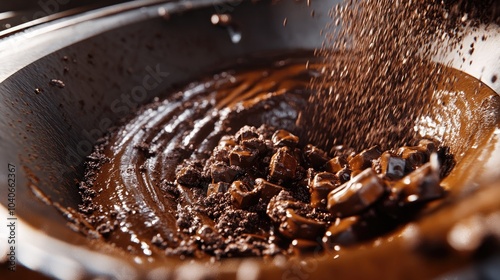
0, 1, 499, 279
432, 24, 500, 95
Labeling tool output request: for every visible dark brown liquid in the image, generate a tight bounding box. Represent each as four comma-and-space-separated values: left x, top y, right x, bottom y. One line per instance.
79, 53, 316, 259
77, 52, 499, 265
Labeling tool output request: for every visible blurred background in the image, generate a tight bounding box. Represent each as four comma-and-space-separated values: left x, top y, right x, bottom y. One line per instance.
0, 0, 134, 33
0, 0, 498, 34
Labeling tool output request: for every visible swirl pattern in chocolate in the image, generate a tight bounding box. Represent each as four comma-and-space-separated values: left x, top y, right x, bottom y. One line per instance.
78, 53, 455, 260
79, 54, 316, 258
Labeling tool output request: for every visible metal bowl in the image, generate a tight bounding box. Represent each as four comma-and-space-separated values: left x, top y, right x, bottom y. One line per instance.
0, 0, 499, 279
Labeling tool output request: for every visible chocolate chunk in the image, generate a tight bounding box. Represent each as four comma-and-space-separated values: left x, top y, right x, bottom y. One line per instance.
324, 216, 359, 246
272, 129, 299, 148
269, 147, 298, 182
390, 153, 442, 205
397, 146, 428, 171
348, 145, 382, 171
235, 125, 259, 142
336, 168, 351, 183
207, 182, 230, 196
210, 161, 239, 183
310, 172, 339, 208
254, 178, 284, 201
303, 144, 330, 168
327, 168, 386, 218
279, 209, 326, 240
176, 165, 201, 186
379, 151, 406, 180
324, 156, 348, 173
229, 181, 259, 209
229, 146, 257, 168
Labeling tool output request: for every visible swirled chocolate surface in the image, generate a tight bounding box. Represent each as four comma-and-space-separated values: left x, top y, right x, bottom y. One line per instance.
79, 54, 316, 259
76, 53, 464, 260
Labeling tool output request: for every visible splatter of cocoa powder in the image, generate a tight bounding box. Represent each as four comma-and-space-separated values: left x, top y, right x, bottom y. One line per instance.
303, 0, 499, 153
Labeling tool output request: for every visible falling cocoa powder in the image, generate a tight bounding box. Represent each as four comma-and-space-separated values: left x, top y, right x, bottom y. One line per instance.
303, 0, 499, 153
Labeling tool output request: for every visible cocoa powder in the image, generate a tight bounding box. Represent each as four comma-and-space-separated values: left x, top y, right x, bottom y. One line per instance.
303, 0, 499, 153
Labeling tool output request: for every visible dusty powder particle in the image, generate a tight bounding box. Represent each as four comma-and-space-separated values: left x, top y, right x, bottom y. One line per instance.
302, 0, 500, 153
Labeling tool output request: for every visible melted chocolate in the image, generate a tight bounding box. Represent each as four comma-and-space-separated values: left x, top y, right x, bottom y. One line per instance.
77, 53, 462, 260
79, 54, 316, 259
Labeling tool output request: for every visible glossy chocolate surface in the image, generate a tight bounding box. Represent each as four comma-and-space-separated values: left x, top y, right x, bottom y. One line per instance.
74, 53, 500, 275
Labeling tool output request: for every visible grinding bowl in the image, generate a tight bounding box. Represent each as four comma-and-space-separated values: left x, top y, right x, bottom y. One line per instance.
0, 0, 499, 279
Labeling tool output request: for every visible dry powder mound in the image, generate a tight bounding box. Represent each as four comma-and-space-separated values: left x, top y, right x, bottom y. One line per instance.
303, 0, 499, 153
